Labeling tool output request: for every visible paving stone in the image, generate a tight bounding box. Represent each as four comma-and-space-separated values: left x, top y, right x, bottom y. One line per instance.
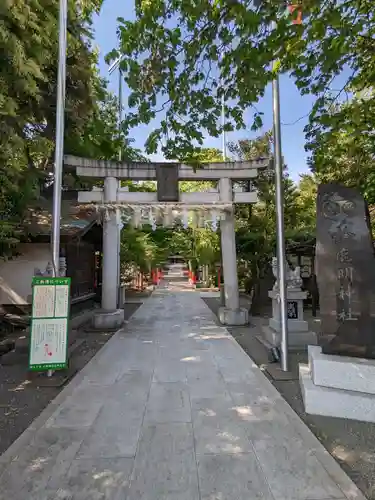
112, 370, 152, 401
0, 428, 87, 498
45, 385, 107, 429
153, 359, 187, 383
144, 381, 191, 424
190, 392, 233, 413
192, 401, 254, 455
128, 423, 199, 500
79, 363, 124, 386
76, 401, 145, 459
197, 452, 275, 500
51, 457, 134, 500
252, 437, 344, 500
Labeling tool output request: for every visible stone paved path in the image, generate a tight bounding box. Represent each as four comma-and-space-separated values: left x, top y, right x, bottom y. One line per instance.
0, 289, 366, 499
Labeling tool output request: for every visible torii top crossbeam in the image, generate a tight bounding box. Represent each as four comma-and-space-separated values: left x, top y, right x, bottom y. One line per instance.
63, 155, 269, 181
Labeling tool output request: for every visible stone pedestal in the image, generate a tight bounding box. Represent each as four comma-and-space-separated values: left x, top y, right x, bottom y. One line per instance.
262, 289, 317, 349
218, 307, 248, 326
92, 309, 124, 331
299, 345, 375, 423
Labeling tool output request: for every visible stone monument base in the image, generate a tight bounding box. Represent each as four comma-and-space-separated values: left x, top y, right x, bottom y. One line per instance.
262, 325, 317, 351
218, 307, 248, 326
261, 289, 317, 350
299, 345, 375, 423
92, 309, 124, 331
269, 317, 308, 333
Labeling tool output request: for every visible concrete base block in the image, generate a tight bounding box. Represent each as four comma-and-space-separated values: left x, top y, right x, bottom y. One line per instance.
308, 345, 375, 395
218, 307, 248, 326
92, 309, 124, 331
199, 291, 221, 298
299, 364, 375, 423
262, 325, 317, 350
269, 317, 309, 333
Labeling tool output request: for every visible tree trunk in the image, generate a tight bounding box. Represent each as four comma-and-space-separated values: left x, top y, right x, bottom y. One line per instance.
250, 263, 273, 316
250, 279, 263, 316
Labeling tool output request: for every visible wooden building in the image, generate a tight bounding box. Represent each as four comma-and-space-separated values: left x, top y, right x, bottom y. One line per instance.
0, 195, 102, 308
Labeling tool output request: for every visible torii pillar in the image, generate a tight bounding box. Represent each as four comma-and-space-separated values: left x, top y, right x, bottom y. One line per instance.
102, 177, 120, 310
218, 178, 248, 325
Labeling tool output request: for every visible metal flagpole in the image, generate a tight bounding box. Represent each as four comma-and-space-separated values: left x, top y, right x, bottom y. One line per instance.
109, 55, 124, 308
220, 52, 227, 160
221, 93, 226, 160
51, 0, 68, 278
117, 67, 123, 307
218, 54, 226, 302
118, 67, 123, 162
117, 66, 122, 307
108, 56, 124, 149
272, 19, 289, 372
49, 0, 67, 378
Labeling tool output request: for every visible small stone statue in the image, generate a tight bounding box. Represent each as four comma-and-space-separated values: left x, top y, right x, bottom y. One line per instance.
271, 257, 279, 290
34, 262, 53, 277
272, 257, 303, 290
59, 257, 67, 277
289, 265, 303, 290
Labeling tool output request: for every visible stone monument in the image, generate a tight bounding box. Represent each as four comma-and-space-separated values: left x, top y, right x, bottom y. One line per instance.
300, 183, 375, 422
261, 257, 317, 349
316, 184, 375, 357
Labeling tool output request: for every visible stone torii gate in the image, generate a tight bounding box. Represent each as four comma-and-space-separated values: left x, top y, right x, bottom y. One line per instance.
64, 155, 268, 327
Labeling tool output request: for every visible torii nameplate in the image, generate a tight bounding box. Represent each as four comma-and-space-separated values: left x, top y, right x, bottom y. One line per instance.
156, 164, 179, 202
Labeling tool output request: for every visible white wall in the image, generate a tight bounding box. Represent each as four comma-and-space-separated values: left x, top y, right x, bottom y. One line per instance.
0, 243, 50, 305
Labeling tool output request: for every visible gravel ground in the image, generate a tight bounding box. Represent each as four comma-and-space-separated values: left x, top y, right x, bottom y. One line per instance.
203, 296, 375, 500
0, 301, 142, 456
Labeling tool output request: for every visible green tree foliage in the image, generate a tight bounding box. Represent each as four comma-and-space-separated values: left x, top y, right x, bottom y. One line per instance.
0, 0, 103, 255
179, 147, 222, 193
229, 132, 316, 311
195, 228, 220, 269
0, 1, 145, 256
295, 173, 317, 232
120, 225, 166, 282
104, 1, 311, 155
306, 90, 375, 205
119, 225, 191, 281
64, 83, 148, 190
112, 0, 374, 206
109, 0, 276, 157
65, 81, 147, 164
179, 147, 222, 275
1, 0, 103, 160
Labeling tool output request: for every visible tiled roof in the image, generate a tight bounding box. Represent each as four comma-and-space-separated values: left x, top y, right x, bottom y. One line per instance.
24, 198, 98, 237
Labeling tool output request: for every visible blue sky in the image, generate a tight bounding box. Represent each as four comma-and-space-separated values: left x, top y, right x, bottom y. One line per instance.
93, 0, 317, 182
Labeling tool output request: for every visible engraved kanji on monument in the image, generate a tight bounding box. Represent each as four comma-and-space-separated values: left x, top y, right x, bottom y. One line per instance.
315, 183, 375, 358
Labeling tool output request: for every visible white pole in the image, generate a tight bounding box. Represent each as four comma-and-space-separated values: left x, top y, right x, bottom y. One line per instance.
49, 0, 67, 378
117, 67, 123, 307
272, 22, 289, 372
220, 51, 227, 161
221, 93, 226, 160
118, 68, 123, 161
109, 55, 124, 308
51, 0, 68, 277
